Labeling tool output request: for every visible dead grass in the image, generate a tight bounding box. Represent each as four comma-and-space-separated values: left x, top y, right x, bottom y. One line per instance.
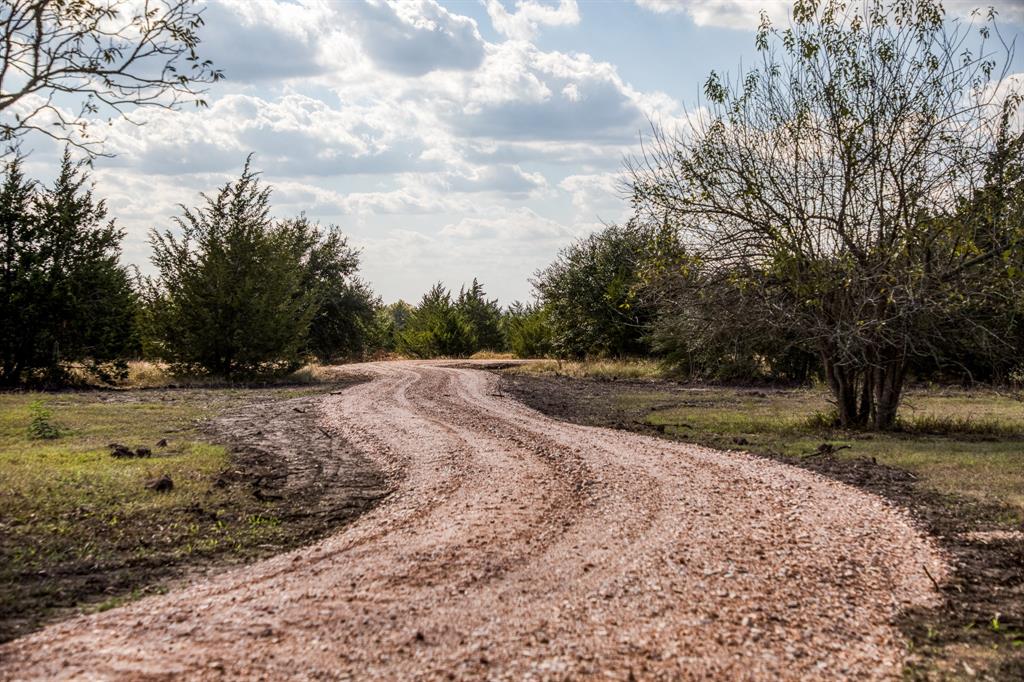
118, 361, 339, 388
469, 351, 518, 360
505, 358, 666, 380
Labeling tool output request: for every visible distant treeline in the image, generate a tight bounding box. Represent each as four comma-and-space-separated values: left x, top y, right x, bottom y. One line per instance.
1, 147, 1021, 390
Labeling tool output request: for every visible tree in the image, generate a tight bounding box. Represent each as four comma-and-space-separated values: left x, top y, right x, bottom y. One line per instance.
456, 278, 505, 351
397, 283, 474, 358
629, 0, 1022, 428
504, 301, 553, 358
0, 151, 137, 384
372, 300, 415, 353
288, 216, 380, 361
145, 159, 317, 377
0, 0, 221, 155
534, 221, 660, 358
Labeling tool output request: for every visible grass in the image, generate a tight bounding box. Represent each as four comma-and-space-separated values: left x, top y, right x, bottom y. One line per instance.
0, 384, 331, 642
505, 358, 666, 380
621, 385, 1024, 518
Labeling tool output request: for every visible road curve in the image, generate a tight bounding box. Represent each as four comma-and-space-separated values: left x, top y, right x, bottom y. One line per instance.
0, 361, 944, 680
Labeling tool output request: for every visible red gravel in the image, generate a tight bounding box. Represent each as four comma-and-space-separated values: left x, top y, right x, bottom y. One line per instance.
0, 361, 946, 680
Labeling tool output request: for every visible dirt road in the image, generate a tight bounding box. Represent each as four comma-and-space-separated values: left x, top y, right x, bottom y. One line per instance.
0, 361, 945, 680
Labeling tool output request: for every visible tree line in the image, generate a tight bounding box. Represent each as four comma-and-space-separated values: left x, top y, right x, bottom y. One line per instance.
3, 0, 1022, 433
0, 152, 555, 385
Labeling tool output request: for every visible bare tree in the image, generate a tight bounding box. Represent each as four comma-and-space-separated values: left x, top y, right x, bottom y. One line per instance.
629, 0, 1022, 429
0, 0, 221, 156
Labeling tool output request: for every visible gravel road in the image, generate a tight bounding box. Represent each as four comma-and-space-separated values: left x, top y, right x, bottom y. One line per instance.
0, 361, 946, 680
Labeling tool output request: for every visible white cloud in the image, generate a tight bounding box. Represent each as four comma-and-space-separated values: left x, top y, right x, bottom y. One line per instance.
333, 185, 470, 215
635, 0, 1024, 31
634, 0, 789, 29
103, 92, 442, 177
440, 206, 570, 239
484, 0, 580, 41
341, 0, 486, 76
451, 42, 655, 143
197, 0, 334, 82
559, 172, 627, 215
434, 164, 548, 194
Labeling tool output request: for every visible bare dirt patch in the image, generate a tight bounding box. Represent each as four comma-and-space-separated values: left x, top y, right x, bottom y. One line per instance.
0, 382, 387, 644
204, 390, 390, 534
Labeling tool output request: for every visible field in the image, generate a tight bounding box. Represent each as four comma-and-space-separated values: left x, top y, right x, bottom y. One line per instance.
500, 364, 1024, 678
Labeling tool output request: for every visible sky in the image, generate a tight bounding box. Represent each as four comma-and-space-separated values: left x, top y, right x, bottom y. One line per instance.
15, 0, 1024, 304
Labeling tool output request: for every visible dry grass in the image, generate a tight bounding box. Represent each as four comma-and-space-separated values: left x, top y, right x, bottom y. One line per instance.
118, 361, 339, 389
469, 351, 518, 360
504, 358, 666, 380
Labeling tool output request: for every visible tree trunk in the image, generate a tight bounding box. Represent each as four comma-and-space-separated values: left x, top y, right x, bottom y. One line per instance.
871, 359, 906, 430
821, 349, 907, 430
822, 353, 865, 428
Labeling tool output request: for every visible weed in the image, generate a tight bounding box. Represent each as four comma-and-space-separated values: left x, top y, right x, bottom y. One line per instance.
896, 414, 1021, 438
27, 401, 61, 440
803, 409, 838, 430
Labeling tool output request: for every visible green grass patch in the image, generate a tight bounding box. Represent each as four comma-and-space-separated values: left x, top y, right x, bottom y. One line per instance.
0, 387, 326, 642
626, 386, 1024, 517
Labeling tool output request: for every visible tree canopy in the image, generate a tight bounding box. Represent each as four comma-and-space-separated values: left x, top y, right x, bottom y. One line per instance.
0, 151, 136, 384
629, 0, 1022, 428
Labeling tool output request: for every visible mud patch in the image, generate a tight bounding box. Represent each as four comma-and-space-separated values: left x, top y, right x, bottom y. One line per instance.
204, 393, 390, 536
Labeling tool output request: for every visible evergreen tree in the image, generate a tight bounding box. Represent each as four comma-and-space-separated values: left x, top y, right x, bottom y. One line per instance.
456, 278, 505, 351
0, 152, 136, 385
145, 159, 317, 377
287, 216, 380, 361
398, 283, 475, 358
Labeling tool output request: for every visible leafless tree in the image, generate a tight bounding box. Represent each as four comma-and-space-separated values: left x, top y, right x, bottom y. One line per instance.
0, 0, 221, 156
629, 0, 1022, 429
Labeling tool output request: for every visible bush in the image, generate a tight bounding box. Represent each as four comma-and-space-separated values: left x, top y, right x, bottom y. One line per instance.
534, 221, 662, 358
397, 283, 475, 358
144, 159, 318, 377
504, 302, 553, 358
